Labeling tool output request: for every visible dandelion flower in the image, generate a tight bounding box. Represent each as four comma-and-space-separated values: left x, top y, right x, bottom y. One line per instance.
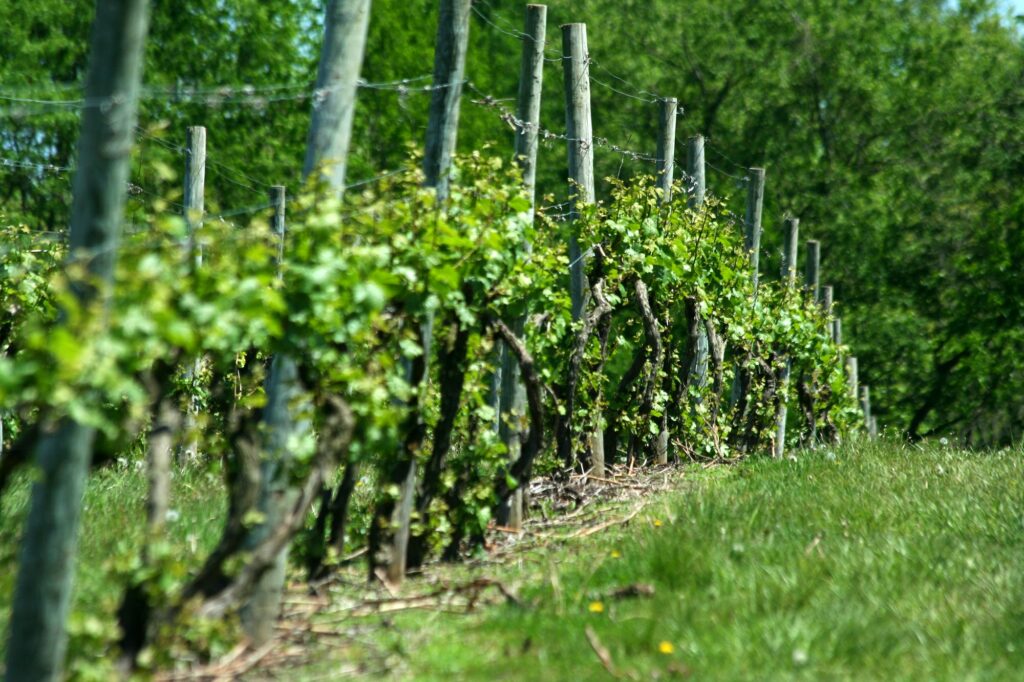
610, 550, 622, 559
653, 519, 663, 527
588, 601, 605, 613
658, 641, 674, 654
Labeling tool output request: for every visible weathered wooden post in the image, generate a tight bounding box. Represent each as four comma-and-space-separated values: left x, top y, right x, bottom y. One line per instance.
805, 240, 820, 302
240, 185, 302, 646
656, 97, 677, 203
653, 96, 677, 465
303, 0, 372, 189
563, 22, 595, 322
5, 1, 151, 678
423, 0, 472, 201
184, 125, 206, 263
847, 356, 859, 400
242, 0, 371, 643
687, 134, 706, 208
822, 285, 834, 314
144, 124, 205, 539
832, 317, 843, 345
782, 218, 799, 286
745, 168, 766, 290
774, 218, 800, 459
180, 125, 206, 465
688, 135, 709, 394
802, 239, 821, 444
860, 385, 872, 433
375, 0, 472, 585
497, 3, 546, 529
269, 185, 286, 261
561, 22, 604, 477
729, 167, 766, 412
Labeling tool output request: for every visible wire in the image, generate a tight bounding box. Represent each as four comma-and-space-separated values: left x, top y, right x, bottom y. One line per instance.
464, 82, 658, 164
0, 76, 464, 115
209, 202, 274, 221
344, 168, 408, 190
707, 143, 750, 175
706, 161, 748, 183
0, 157, 73, 173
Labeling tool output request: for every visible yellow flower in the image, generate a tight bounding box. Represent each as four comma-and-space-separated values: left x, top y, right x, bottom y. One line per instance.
653, 519, 663, 527
658, 641, 675, 654
588, 601, 605, 613
610, 550, 622, 559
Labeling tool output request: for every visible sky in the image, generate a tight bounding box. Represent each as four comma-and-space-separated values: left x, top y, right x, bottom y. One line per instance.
1005, 0, 1024, 14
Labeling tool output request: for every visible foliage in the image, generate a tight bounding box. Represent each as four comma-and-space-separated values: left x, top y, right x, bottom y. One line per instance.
5, 0, 1024, 440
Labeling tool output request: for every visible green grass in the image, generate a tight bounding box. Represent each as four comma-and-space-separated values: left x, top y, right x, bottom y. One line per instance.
337, 440, 1024, 681
2, 440, 1023, 680
0, 464, 226, 676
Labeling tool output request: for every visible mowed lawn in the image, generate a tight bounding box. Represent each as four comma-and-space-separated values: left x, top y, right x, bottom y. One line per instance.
352, 441, 1024, 681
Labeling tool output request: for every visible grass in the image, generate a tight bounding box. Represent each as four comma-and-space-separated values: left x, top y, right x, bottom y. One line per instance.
0, 464, 227, 677
310, 439, 1024, 681
2, 439, 1023, 680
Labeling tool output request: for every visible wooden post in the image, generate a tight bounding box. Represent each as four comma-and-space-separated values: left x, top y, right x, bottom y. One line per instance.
562, 22, 603, 477
562, 22, 595, 322
656, 98, 677, 203
847, 356, 859, 399
514, 5, 546, 200
241, 187, 305, 646
180, 125, 206, 465
861, 386, 871, 428
5, 1, 150, 678
497, 3, 546, 530
379, 0, 471, 586
805, 240, 821, 302
423, 0, 472, 200
802, 242, 821, 445
774, 218, 800, 459
687, 134, 706, 209
869, 416, 879, 438
729, 168, 767, 412
243, 0, 371, 641
782, 218, 799, 285
832, 317, 843, 345
822, 285, 834, 314
303, 0, 372, 189
184, 125, 206, 264
269, 185, 286, 260
652, 96, 678, 464
860, 385, 872, 433
688, 135, 709, 393
745, 168, 765, 289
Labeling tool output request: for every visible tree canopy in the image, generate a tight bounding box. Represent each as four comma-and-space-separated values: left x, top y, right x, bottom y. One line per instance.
3, 0, 1024, 443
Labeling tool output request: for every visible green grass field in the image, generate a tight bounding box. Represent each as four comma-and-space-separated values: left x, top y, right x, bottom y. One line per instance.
2, 439, 1023, 680
321, 440, 1024, 681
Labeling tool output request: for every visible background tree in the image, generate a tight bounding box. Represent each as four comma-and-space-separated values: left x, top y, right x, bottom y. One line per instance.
3, 0, 1024, 444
